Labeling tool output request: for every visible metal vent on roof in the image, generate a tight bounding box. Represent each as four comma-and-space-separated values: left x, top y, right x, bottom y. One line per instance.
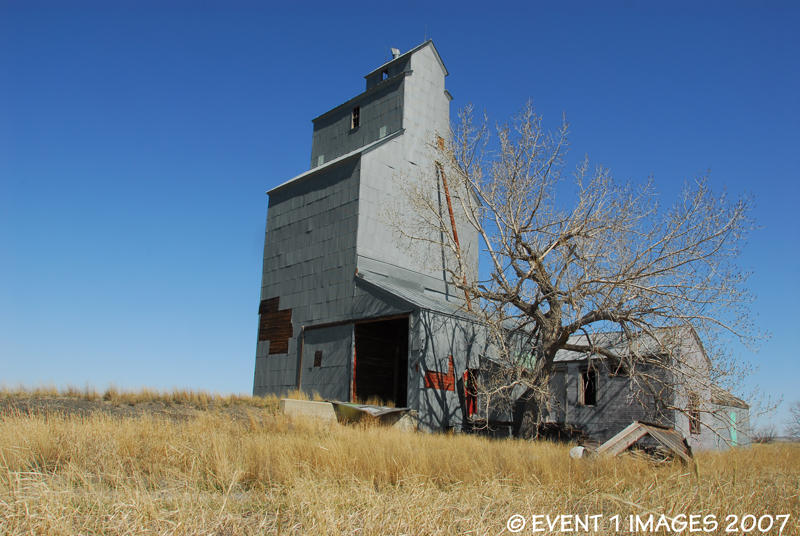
391, 47, 400, 59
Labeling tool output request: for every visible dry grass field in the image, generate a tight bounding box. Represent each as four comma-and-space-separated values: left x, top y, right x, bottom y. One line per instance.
1, 388, 798, 535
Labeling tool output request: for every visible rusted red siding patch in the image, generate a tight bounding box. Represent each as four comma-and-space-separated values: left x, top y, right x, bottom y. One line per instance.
258, 297, 293, 355
424, 355, 455, 391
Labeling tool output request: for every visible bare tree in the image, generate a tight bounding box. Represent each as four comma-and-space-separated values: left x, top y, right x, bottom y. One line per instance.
752, 424, 777, 444
788, 402, 800, 438
403, 102, 758, 433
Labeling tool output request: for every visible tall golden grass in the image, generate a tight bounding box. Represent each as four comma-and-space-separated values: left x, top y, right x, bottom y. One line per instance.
0, 384, 279, 408
0, 390, 798, 535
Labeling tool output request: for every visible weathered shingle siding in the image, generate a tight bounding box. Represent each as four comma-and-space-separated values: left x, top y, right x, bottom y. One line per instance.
311, 78, 404, 168
297, 324, 353, 401
553, 361, 675, 443
254, 42, 489, 430
414, 310, 492, 431
681, 403, 751, 450
253, 157, 360, 397
355, 43, 462, 289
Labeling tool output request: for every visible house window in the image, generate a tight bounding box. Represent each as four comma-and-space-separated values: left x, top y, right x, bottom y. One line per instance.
351, 106, 360, 129
688, 393, 701, 435
314, 350, 323, 368
579, 367, 597, 406
381, 69, 389, 80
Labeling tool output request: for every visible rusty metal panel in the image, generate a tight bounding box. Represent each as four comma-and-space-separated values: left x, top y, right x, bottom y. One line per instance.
257, 297, 293, 354
423, 355, 455, 391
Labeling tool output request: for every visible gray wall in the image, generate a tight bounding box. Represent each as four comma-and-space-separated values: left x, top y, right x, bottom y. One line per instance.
310, 77, 404, 168
365, 56, 411, 90
707, 405, 750, 449
254, 42, 480, 416
551, 361, 675, 443
688, 403, 750, 450
298, 324, 353, 401
253, 156, 360, 397
356, 42, 468, 292
413, 310, 492, 431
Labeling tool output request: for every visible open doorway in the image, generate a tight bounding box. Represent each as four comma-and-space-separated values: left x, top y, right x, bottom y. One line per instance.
354, 316, 408, 406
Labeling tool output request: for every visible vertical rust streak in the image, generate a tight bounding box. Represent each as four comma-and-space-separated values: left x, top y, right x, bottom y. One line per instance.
436, 162, 473, 311
296, 327, 305, 390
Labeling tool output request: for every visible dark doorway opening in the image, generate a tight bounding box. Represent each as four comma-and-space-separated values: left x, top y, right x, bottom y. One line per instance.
354, 317, 408, 406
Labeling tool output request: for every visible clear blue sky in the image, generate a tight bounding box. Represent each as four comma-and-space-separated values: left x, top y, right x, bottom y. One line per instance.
1, 2, 798, 429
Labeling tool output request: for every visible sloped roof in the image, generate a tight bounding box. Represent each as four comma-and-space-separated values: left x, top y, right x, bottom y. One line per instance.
355, 271, 473, 320
363, 40, 448, 79
710, 385, 749, 409
267, 129, 403, 195
553, 327, 704, 363
597, 421, 693, 463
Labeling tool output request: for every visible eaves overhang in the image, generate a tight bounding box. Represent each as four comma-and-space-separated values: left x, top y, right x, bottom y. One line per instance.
363, 40, 448, 79
311, 70, 408, 124
267, 129, 404, 195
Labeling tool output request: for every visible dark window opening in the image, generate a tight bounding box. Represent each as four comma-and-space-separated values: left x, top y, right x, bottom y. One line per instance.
354, 317, 408, 406
381, 69, 389, 80
579, 367, 597, 406
313, 350, 323, 368
351, 106, 360, 129
464, 368, 479, 418
688, 393, 701, 435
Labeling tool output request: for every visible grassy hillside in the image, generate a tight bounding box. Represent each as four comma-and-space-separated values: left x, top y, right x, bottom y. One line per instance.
1, 388, 798, 535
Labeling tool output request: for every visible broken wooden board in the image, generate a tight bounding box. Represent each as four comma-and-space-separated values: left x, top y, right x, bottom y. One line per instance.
597, 421, 693, 463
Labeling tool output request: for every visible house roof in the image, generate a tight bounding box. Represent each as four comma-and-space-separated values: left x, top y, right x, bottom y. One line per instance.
553, 327, 708, 364
710, 385, 750, 409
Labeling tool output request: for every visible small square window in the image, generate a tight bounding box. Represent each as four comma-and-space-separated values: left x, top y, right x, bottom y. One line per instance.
381, 69, 389, 80
351, 106, 360, 129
